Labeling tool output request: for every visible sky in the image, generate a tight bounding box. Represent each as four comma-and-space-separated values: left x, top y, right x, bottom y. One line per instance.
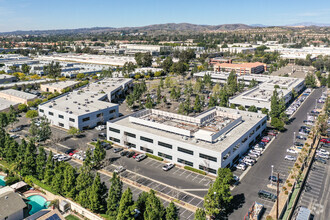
1, 0, 330, 32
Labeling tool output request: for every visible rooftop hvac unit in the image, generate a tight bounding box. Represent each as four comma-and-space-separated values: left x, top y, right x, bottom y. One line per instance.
85, 110, 89, 112
66, 107, 69, 110
73, 101, 77, 103
69, 111, 72, 114
49, 105, 52, 108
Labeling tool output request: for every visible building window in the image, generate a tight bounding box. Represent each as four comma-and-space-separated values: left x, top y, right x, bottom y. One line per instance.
199, 165, 217, 174
125, 142, 136, 148
109, 127, 120, 133
199, 153, 217, 162
262, 120, 266, 125
242, 136, 248, 143
59, 114, 64, 119
82, 117, 90, 122
158, 152, 172, 160
178, 147, 193, 155
158, 141, 172, 149
140, 146, 153, 154
124, 131, 136, 138
256, 125, 261, 131
69, 118, 75, 122
140, 136, 153, 143
48, 111, 54, 116
39, 109, 44, 113
249, 130, 255, 137
177, 158, 193, 167
97, 113, 103, 117
111, 137, 120, 143
109, 109, 116, 114
233, 143, 240, 152
59, 123, 64, 127
222, 152, 231, 161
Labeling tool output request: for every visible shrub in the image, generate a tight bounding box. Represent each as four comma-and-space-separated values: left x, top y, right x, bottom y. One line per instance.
184, 166, 206, 175
291, 175, 295, 179
288, 183, 292, 187
5, 175, 19, 185
145, 153, 163, 161
286, 180, 290, 183
266, 216, 274, 220
282, 186, 287, 191
285, 190, 288, 195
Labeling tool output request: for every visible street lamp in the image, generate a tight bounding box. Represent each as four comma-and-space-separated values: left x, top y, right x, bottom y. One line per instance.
271, 165, 274, 186
293, 132, 296, 145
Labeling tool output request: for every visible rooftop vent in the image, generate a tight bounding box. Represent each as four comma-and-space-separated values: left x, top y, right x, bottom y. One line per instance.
69, 111, 72, 114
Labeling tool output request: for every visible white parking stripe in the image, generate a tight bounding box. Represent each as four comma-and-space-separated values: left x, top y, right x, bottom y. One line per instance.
195, 200, 204, 207
199, 177, 206, 183
179, 170, 187, 176
172, 168, 181, 175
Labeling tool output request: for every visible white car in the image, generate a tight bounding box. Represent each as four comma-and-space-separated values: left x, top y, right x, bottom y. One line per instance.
95, 125, 106, 131
58, 155, 70, 162
317, 149, 329, 155
316, 153, 329, 159
53, 154, 62, 160
162, 163, 174, 171
236, 163, 246, 170
114, 166, 126, 173
287, 148, 298, 154
285, 155, 297, 161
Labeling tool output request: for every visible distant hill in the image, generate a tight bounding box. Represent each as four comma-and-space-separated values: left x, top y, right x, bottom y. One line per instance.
0, 23, 253, 36
285, 22, 330, 27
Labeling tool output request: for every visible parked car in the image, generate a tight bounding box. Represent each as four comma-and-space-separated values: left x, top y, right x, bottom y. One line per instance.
258, 190, 277, 202
126, 151, 135, 158
316, 153, 329, 159
287, 148, 298, 154
135, 154, 147, 162
69, 150, 78, 156
296, 135, 307, 140
58, 155, 70, 162
65, 149, 74, 155
269, 175, 281, 183
53, 154, 62, 160
10, 126, 23, 132
98, 133, 106, 139
91, 138, 97, 142
162, 163, 175, 171
120, 151, 129, 156
294, 142, 303, 147
321, 143, 330, 148
132, 153, 140, 159
317, 149, 329, 155
114, 166, 126, 173
113, 148, 123, 153
285, 155, 297, 161
95, 125, 106, 131
320, 138, 330, 144
10, 134, 19, 139
236, 163, 247, 170
315, 157, 327, 164
248, 153, 259, 158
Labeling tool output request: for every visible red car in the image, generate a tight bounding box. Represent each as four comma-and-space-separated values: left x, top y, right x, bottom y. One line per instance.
132, 153, 140, 159
320, 138, 330, 144
69, 150, 78, 156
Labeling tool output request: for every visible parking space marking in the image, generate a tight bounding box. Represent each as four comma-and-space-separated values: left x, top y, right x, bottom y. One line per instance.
199, 176, 206, 183
172, 168, 181, 175
179, 170, 188, 176
185, 172, 193, 179
187, 211, 195, 219
195, 199, 204, 208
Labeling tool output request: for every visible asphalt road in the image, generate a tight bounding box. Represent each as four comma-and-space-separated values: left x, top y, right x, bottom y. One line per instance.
295, 142, 330, 220
227, 88, 324, 220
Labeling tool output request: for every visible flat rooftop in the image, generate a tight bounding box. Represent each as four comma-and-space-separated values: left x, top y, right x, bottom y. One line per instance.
42, 80, 80, 89
0, 74, 16, 80
0, 89, 37, 100
0, 98, 18, 111
40, 78, 132, 116
111, 107, 266, 152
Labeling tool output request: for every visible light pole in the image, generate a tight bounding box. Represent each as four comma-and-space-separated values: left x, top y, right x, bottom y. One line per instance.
315, 99, 317, 109
271, 165, 274, 186
293, 132, 296, 145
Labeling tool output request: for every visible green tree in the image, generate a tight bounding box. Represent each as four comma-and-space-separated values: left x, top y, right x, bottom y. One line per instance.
38, 117, 52, 141
194, 208, 206, 220
204, 168, 233, 218
209, 95, 217, 108
194, 94, 202, 113
43, 61, 61, 78
44, 151, 54, 185
68, 127, 81, 137
17, 104, 28, 112
248, 105, 258, 113
83, 148, 93, 167
76, 73, 85, 80
230, 103, 236, 109
106, 172, 123, 218
135, 192, 149, 219
51, 163, 64, 193
157, 86, 162, 104
89, 173, 106, 212
36, 147, 47, 180
21, 140, 36, 176
261, 107, 268, 115
63, 165, 76, 198
238, 105, 246, 111
160, 78, 164, 88
166, 202, 178, 220
165, 77, 171, 88
93, 140, 106, 167
162, 57, 174, 73
144, 190, 165, 220
248, 78, 258, 88
26, 110, 38, 119
21, 64, 31, 74
117, 188, 135, 219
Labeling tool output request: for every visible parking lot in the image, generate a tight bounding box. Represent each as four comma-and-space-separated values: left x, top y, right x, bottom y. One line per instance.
295, 141, 330, 219
65, 155, 196, 219
227, 88, 324, 220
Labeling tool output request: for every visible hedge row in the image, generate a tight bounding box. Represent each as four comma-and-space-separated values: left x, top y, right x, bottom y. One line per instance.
184, 166, 206, 175
145, 153, 163, 161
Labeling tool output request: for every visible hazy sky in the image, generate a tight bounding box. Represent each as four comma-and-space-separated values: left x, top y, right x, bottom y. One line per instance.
1, 0, 330, 32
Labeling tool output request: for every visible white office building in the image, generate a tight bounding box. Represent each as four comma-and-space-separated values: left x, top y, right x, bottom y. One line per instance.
107, 107, 267, 175
39, 78, 133, 130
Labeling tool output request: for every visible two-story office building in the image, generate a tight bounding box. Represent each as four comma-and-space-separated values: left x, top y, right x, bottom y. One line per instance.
107, 107, 267, 175
39, 78, 133, 130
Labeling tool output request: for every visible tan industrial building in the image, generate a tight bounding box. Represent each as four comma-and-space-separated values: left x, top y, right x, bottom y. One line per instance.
214, 62, 267, 75
40, 81, 80, 93
0, 89, 37, 104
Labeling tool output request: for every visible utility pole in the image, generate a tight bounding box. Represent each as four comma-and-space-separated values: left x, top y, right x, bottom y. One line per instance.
276, 172, 279, 220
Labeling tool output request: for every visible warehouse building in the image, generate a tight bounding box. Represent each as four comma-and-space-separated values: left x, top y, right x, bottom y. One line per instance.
214, 62, 267, 75
107, 107, 267, 175
40, 81, 80, 93
0, 89, 37, 105
39, 78, 133, 130
0, 74, 16, 84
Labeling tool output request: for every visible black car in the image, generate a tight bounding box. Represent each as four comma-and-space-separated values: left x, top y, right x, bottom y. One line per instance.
258, 190, 277, 202
269, 176, 281, 183
126, 151, 135, 158
296, 135, 307, 140
91, 138, 97, 142
315, 157, 327, 164
65, 149, 74, 155
294, 142, 303, 147
113, 148, 123, 153
120, 151, 129, 156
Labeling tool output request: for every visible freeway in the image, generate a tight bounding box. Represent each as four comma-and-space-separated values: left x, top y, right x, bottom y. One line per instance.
227, 88, 324, 219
